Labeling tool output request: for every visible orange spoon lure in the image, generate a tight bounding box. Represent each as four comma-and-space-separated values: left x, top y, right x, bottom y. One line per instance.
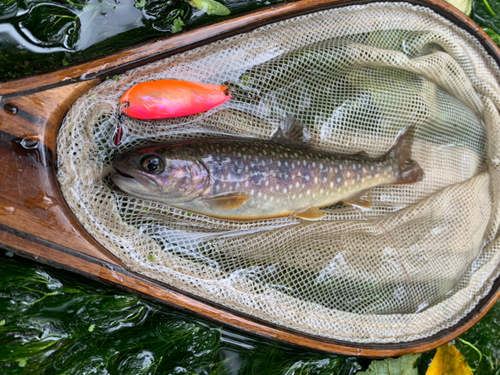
119, 79, 231, 120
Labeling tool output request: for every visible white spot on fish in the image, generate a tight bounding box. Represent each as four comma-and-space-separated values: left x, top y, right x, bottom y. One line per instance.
307, 189, 311, 195
305, 176, 310, 181
330, 182, 334, 188
296, 182, 300, 188
216, 184, 221, 192
323, 177, 327, 183
251, 189, 255, 196
265, 180, 269, 187
303, 161, 307, 166
292, 163, 295, 168
245, 181, 249, 187
370, 166, 374, 171
346, 172, 351, 178
337, 177, 341, 183
319, 163, 323, 169
340, 165, 343, 170
312, 162, 316, 167
284, 188, 288, 193
314, 177, 318, 183
270, 196, 274, 202
278, 161, 282, 167
257, 191, 262, 198
236, 182, 240, 188
344, 181, 348, 187
276, 184, 280, 190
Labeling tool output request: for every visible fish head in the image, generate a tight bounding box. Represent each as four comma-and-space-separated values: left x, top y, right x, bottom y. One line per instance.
111, 144, 209, 203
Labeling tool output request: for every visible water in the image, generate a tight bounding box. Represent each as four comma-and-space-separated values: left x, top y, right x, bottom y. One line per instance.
0, 0, 286, 80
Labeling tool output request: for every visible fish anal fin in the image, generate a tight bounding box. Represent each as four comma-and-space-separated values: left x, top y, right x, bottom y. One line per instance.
343, 190, 372, 209
204, 193, 249, 211
294, 207, 325, 220
272, 114, 312, 146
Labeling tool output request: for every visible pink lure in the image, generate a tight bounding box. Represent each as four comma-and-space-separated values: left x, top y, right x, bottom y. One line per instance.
119, 79, 231, 120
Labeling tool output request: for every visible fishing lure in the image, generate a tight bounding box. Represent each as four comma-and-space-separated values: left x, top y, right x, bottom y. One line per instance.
119, 79, 231, 120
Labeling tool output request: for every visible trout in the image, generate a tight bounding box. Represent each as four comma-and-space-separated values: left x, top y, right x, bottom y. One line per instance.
111, 116, 423, 220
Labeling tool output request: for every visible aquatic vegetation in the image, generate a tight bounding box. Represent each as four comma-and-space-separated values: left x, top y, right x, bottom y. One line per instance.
0, 0, 284, 80
2, 250, 500, 374
0, 252, 362, 374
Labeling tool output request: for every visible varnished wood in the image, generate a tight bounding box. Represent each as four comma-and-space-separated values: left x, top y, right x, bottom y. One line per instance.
0, 0, 500, 357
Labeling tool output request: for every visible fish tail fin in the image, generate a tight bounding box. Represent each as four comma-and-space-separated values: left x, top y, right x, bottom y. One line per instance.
386, 126, 424, 184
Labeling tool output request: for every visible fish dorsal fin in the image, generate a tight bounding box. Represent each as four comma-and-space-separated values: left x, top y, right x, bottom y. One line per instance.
272, 114, 312, 146
203, 193, 249, 211
355, 151, 370, 158
294, 207, 325, 220
343, 190, 372, 209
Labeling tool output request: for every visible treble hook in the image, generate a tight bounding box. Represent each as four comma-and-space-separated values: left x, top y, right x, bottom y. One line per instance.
112, 102, 129, 159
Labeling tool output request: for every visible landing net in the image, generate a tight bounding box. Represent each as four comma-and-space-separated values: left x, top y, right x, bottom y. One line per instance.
58, 3, 500, 343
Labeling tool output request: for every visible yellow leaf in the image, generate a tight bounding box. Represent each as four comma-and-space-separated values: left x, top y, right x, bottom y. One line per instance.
426, 343, 473, 375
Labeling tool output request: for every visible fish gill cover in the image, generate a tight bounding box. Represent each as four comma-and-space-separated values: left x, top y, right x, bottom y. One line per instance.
57, 3, 500, 344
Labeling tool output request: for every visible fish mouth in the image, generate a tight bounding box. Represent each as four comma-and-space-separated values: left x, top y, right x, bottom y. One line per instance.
111, 167, 162, 200
114, 168, 135, 179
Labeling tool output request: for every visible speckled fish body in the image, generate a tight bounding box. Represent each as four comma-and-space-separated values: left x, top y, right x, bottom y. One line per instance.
120, 80, 231, 120
112, 121, 423, 220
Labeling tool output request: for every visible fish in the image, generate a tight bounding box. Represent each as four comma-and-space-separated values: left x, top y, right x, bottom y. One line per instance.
119, 79, 231, 120
111, 116, 423, 220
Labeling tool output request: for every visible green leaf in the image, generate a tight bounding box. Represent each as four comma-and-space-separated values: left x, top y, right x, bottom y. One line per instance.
172, 16, 184, 33
187, 0, 230, 16
358, 354, 420, 375
135, 0, 146, 8
444, 0, 472, 15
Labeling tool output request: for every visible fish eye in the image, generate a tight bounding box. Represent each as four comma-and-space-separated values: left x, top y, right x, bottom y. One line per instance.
141, 156, 164, 173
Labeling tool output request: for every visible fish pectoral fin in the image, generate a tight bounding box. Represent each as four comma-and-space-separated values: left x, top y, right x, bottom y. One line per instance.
294, 207, 325, 220
272, 114, 312, 146
203, 193, 249, 211
343, 190, 372, 209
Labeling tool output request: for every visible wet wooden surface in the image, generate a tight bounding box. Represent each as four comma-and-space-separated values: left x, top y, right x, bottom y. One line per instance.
1, 0, 500, 357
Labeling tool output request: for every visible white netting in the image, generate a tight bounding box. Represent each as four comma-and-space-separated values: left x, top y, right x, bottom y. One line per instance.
57, 3, 500, 343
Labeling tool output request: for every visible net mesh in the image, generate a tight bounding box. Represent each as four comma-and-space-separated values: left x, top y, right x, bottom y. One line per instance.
57, 3, 500, 343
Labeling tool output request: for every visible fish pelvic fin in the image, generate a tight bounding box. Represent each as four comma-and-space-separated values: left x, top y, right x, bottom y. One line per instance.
387, 125, 424, 184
